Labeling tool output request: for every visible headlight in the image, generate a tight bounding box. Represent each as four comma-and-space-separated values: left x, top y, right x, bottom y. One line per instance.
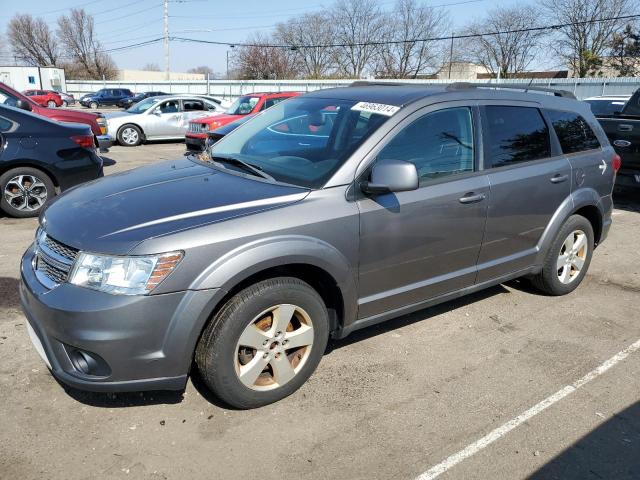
69, 251, 183, 295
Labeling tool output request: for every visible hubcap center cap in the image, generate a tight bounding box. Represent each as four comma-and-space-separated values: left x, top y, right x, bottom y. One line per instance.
269, 341, 279, 350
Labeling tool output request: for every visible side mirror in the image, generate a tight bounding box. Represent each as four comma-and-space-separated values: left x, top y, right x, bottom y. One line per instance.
152, 110, 161, 116
360, 159, 419, 194
16, 99, 32, 111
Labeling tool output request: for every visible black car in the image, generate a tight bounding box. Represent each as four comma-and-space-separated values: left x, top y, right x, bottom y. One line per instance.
80, 88, 134, 108
0, 105, 103, 217
117, 91, 168, 109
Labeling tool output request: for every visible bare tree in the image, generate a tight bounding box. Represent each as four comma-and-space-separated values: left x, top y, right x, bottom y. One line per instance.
465, 5, 546, 79
187, 65, 214, 75
275, 12, 336, 79
231, 33, 299, 80
330, 0, 385, 78
373, 0, 450, 78
8, 14, 59, 66
57, 9, 117, 80
142, 62, 161, 71
540, 0, 636, 77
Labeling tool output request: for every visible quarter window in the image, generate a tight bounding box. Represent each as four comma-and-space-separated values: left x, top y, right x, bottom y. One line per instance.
0, 116, 13, 132
484, 106, 550, 167
546, 110, 600, 154
377, 107, 474, 183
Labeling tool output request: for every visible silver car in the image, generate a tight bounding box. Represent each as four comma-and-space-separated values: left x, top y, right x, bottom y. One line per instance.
106, 95, 224, 146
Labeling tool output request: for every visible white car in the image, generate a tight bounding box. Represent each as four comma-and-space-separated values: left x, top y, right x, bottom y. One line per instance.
106, 95, 224, 146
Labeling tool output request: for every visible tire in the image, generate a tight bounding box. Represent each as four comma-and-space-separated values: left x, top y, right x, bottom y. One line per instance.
531, 214, 594, 296
62, 100, 68, 107
0, 167, 55, 218
195, 277, 329, 409
47, 100, 57, 108
89, 101, 98, 109
117, 124, 143, 146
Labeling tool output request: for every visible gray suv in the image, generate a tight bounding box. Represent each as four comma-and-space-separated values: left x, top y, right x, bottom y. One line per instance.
20, 83, 618, 408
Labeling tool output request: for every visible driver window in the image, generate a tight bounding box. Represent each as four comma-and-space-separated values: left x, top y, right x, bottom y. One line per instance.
157, 100, 179, 114
377, 107, 474, 184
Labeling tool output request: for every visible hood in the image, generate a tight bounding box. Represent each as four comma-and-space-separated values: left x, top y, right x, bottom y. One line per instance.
105, 111, 134, 120
41, 158, 309, 254
195, 113, 243, 127
46, 107, 100, 123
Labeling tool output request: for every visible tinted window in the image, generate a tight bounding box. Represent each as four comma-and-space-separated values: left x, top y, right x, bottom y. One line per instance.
158, 100, 179, 113
262, 98, 288, 110
378, 107, 474, 183
0, 116, 13, 132
586, 99, 627, 116
546, 110, 600, 154
484, 106, 550, 167
183, 99, 205, 111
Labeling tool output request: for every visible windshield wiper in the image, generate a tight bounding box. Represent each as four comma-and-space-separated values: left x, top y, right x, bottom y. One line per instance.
210, 155, 275, 181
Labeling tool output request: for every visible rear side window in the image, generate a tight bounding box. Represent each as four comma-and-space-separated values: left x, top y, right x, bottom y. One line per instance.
378, 107, 474, 184
183, 100, 205, 111
484, 106, 550, 167
546, 110, 600, 154
0, 116, 13, 132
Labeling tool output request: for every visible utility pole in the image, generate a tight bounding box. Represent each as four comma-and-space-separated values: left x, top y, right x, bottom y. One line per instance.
163, 0, 170, 81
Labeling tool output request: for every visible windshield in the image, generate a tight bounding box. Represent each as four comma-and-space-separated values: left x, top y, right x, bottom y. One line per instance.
586, 99, 627, 116
225, 95, 259, 115
210, 97, 392, 188
127, 96, 163, 114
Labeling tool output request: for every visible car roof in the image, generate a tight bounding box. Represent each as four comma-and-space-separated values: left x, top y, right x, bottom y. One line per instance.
584, 95, 630, 100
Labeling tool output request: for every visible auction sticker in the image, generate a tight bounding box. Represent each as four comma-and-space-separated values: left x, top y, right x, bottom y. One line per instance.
351, 102, 400, 116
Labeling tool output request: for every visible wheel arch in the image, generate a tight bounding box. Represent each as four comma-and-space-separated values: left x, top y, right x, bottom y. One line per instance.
0, 160, 59, 188
117, 123, 146, 143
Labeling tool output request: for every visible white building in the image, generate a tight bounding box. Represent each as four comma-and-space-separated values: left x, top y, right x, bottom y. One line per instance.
0, 66, 67, 92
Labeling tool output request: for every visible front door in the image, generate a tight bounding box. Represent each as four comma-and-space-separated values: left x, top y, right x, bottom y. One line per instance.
145, 99, 183, 138
357, 105, 489, 319
475, 104, 572, 283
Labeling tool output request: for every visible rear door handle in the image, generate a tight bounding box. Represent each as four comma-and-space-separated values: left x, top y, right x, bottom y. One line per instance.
617, 124, 633, 132
550, 174, 568, 184
458, 192, 486, 204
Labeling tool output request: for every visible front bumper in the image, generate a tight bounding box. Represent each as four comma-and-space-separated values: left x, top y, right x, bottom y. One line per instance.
96, 134, 114, 153
20, 245, 220, 392
185, 135, 206, 151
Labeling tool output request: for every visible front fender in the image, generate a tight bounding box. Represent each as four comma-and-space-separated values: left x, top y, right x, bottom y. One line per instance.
190, 235, 358, 325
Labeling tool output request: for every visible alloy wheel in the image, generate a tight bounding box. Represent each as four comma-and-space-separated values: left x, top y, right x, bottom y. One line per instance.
235, 304, 314, 391
47, 100, 56, 108
121, 127, 139, 145
557, 229, 587, 284
3, 174, 48, 212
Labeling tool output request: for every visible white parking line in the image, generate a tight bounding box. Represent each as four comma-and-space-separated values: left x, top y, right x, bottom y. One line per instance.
415, 338, 640, 480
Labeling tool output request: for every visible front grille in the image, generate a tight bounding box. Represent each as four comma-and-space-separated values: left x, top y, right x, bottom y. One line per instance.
189, 122, 206, 134
35, 234, 78, 287
36, 256, 69, 284
43, 235, 78, 261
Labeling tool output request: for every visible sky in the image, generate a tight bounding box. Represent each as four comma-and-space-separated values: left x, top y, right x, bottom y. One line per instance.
0, 0, 526, 75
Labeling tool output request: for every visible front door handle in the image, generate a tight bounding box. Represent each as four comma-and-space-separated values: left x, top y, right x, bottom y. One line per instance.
459, 192, 486, 204
550, 174, 568, 184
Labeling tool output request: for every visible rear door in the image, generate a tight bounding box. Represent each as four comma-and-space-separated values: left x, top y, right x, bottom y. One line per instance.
476, 103, 571, 283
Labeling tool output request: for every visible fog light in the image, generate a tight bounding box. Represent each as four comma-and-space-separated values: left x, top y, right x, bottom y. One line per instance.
67, 347, 111, 376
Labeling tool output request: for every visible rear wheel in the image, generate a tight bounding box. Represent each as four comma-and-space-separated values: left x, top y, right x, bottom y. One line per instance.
62, 100, 69, 107
0, 167, 54, 218
47, 100, 57, 108
117, 124, 143, 146
531, 215, 594, 295
195, 277, 329, 409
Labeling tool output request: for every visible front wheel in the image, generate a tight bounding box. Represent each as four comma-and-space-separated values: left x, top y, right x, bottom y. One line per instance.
195, 277, 329, 409
531, 215, 594, 295
0, 167, 55, 218
89, 101, 98, 109
117, 124, 143, 146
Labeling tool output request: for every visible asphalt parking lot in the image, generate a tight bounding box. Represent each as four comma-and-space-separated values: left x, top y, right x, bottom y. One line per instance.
1, 142, 639, 480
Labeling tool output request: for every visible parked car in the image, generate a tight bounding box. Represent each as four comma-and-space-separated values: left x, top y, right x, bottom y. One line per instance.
107, 95, 224, 146
185, 92, 300, 151
187, 114, 255, 152
117, 91, 168, 109
1, 82, 112, 152
0, 104, 103, 217
22, 89, 63, 108
80, 88, 134, 108
591, 88, 640, 189
176, 94, 232, 109
584, 95, 630, 116
55, 91, 76, 107
21, 83, 618, 408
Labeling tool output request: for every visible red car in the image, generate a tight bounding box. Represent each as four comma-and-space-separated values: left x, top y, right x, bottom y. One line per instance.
185, 91, 300, 151
22, 89, 64, 108
2, 82, 112, 151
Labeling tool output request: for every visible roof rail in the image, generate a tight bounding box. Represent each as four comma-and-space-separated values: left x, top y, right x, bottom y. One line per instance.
349, 81, 413, 87
446, 82, 576, 99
